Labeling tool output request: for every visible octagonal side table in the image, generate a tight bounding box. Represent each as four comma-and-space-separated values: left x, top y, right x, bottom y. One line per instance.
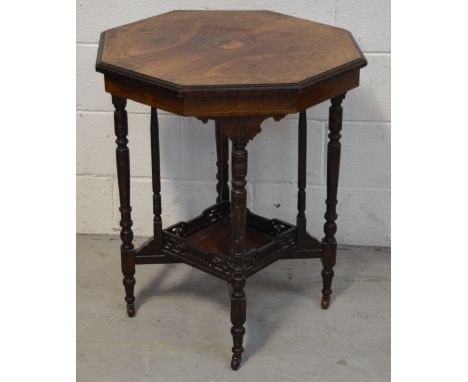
95, 10, 367, 370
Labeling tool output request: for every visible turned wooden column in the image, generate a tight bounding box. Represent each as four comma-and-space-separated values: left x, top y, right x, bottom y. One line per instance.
150, 107, 163, 254
215, 120, 230, 203
112, 95, 136, 317
229, 130, 248, 370
297, 110, 308, 249
321, 93, 346, 309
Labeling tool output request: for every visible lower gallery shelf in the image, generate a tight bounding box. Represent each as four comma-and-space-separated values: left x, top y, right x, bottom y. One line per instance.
135, 202, 322, 280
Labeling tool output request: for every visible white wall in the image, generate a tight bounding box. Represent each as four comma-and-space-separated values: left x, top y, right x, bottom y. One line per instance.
77, 0, 390, 246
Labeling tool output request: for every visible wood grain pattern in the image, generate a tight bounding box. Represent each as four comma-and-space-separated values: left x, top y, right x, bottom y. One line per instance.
229, 135, 249, 370
97, 10, 366, 117
99, 10, 363, 87
186, 219, 274, 256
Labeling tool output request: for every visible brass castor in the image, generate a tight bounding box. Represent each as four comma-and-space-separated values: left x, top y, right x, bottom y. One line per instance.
321, 297, 330, 310
127, 304, 136, 317
231, 355, 241, 370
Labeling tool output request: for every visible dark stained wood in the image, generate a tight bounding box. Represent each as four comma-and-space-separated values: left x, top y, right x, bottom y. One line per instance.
137, 200, 314, 274
99, 11, 363, 87
97, 10, 366, 116
133, 202, 321, 267
215, 121, 229, 203
186, 219, 274, 256
104, 72, 184, 115
112, 95, 136, 318
103, 69, 360, 117
296, 69, 360, 111
218, 115, 267, 141
296, 110, 307, 249
321, 94, 346, 310
229, 132, 248, 370
150, 108, 163, 254
201, 114, 285, 141
95, 11, 367, 371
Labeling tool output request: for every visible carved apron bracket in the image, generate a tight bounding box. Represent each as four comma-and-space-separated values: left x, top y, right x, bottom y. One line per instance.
198, 115, 285, 142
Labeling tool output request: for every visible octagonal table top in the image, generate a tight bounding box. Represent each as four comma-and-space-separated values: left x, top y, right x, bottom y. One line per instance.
96, 10, 367, 117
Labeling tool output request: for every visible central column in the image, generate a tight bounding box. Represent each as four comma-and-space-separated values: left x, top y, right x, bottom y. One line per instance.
210, 115, 267, 370
229, 136, 248, 370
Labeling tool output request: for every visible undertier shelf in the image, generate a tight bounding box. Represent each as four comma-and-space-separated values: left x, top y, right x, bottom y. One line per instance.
135, 201, 322, 280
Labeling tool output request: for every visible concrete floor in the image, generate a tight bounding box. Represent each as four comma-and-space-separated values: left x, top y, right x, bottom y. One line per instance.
77, 234, 390, 382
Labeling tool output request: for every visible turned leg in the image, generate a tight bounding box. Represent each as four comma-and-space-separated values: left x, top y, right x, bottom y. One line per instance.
321, 94, 346, 309
215, 120, 230, 203
297, 110, 307, 249
229, 136, 248, 370
150, 107, 163, 254
112, 95, 136, 317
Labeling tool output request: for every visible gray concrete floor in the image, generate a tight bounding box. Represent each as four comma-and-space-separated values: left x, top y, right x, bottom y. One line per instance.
77, 234, 390, 382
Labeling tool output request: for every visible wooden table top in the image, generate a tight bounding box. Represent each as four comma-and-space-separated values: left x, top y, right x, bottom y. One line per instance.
96, 10, 367, 117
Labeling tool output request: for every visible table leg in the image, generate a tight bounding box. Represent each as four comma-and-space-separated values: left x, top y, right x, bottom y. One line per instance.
297, 110, 307, 248
229, 136, 248, 370
150, 108, 163, 254
112, 95, 136, 317
215, 120, 230, 203
321, 93, 346, 309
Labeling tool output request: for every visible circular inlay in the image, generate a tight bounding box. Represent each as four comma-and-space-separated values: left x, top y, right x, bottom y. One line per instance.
217, 39, 244, 50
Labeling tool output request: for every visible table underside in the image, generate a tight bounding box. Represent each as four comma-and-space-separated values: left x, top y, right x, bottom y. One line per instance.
135, 201, 322, 281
